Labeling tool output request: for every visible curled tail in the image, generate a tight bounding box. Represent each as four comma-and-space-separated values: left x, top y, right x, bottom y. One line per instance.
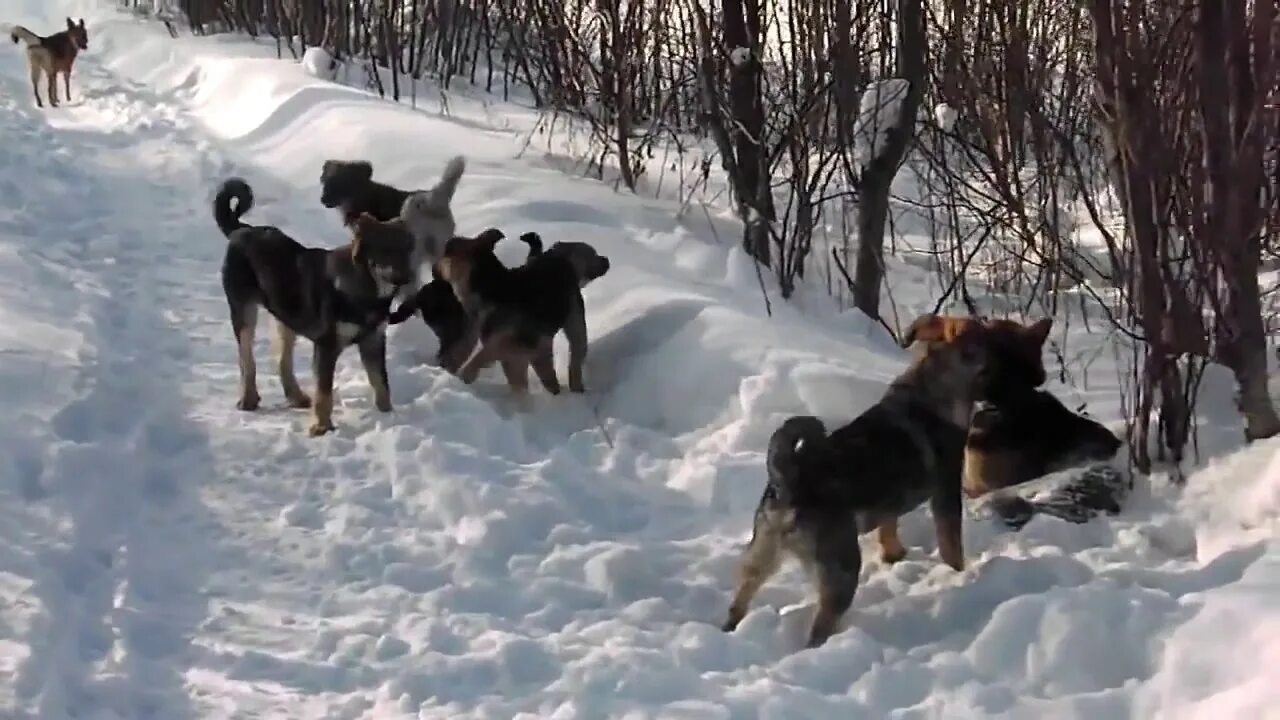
433, 155, 466, 203
10, 26, 40, 46
213, 178, 254, 237
518, 231, 544, 260
765, 416, 828, 504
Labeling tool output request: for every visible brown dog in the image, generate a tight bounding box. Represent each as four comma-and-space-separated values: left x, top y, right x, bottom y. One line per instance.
10, 19, 88, 108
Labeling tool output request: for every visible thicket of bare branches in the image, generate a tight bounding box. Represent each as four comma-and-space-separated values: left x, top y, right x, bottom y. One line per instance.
141, 0, 1280, 471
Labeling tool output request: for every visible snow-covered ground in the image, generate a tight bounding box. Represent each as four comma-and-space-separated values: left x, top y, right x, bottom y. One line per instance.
0, 2, 1277, 718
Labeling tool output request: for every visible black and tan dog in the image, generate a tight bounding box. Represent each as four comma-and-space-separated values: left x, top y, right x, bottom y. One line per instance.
10, 19, 89, 108
390, 235, 612, 374
722, 314, 1054, 648
435, 229, 611, 396
214, 178, 416, 436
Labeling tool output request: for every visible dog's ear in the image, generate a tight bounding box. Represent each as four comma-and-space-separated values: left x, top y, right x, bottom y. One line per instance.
352, 161, 373, 182
901, 314, 946, 348
1025, 318, 1053, 347
78, 19, 86, 29
475, 228, 505, 249
67, 17, 75, 29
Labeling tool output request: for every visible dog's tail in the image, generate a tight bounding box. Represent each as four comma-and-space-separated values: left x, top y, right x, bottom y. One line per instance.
10, 26, 40, 46
428, 155, 466, 206
213, 178, 254, 238
518, 231, 544, 260
765, 416, 828, 504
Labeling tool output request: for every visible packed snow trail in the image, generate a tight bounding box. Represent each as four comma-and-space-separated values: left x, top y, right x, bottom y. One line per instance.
0, 4, 1278, 719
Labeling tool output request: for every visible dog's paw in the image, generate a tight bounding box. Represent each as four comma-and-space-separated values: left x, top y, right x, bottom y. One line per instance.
375, 397, 393, 413
568, 382, 585, 394
286, 392, 312, 409
308, 421, 336, 437
236, 394, 261, 411
879, 546, 907, 564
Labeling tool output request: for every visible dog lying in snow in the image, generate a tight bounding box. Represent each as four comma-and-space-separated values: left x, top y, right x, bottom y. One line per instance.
214, 178, 417, 436
723, 314, 1055, 648
434, 229, 611, 397
10, 18, 89, 108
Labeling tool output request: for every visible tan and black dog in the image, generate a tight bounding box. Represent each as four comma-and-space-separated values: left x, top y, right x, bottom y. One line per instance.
436, 229, 610, 397
10, 19, 88, 109
213, 178, 416, 436
722, 314, 1056, 649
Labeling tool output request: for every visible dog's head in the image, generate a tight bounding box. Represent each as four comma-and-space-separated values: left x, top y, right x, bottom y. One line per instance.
66, 18, 88, 50
436, 228, 505, 288
545, 240, 611, 288
901, 314, 995, 393
320, 160, 374, 210
902, 314, 1052, 402
351, 213, 417, 295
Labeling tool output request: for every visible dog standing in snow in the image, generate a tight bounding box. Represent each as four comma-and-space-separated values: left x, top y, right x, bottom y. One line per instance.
722, 314, 1054, 649
214, 178, 417, 436
10, 18, 89, 108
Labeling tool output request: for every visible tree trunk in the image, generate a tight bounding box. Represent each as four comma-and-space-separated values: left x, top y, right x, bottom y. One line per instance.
851, 0, 925, 318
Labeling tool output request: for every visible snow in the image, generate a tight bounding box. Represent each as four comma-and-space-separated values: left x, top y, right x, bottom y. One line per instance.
301, 46, 338, 82
729, 47, 752, 67
853, 78, 911, 172
934, 102, 958, 133
0, 2, 1277, 718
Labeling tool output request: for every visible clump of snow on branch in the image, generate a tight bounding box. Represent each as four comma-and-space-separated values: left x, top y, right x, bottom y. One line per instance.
853, 79, 911, 172
935, 102, 958, 132
729, 47, 752, 67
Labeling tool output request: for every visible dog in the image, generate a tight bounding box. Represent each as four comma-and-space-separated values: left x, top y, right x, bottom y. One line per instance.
10, 18, 89, 108
435, 230, 611, 396
320, 155, 465, 281
214, 178, 416, 436
387, 232, 538, 372
389, 236, 613, 373
722, 313, 1055, 648
965, 388, 1128, 529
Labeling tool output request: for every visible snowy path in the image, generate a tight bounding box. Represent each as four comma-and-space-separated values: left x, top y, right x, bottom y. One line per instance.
0, 4, 1278, 719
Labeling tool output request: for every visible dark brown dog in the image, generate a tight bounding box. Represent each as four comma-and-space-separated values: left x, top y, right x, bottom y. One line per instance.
214, 178, 416, 436
436, 230, 610, 397
10, 19, 88, 108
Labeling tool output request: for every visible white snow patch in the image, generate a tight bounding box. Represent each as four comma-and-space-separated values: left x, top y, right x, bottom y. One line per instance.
934, 102, 958, 132
853, 78, 911, 171
301, 46, 337, 82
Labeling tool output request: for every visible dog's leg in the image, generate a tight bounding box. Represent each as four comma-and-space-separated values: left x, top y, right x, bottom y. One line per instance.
441, 324, 479, 374
930, 488, 966, 571
722, 513, 783, 633
47, 70, 58, 108
358, 331, 393, 412
232, 304, 260, 411
876, 518, 908, 564
29, 64, 43, 108
310, 341, 340, 436
531, 340, 561, 395
62, 71, 70, 103
565, 305, 588, 393
274, 320, 311, 408
458, 331, 514, 384
807, 526, 863, 648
